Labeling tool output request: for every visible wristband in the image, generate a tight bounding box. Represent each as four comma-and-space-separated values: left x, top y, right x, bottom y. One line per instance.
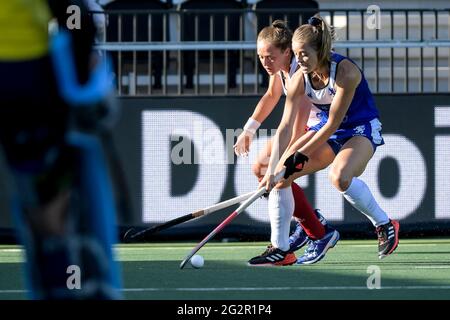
243, 118, 261, 135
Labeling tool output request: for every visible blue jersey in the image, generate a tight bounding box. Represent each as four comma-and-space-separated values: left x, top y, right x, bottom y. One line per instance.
303, 52, 379, 128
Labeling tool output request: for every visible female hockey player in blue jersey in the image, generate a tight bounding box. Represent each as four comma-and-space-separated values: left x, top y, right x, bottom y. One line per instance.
259, 15, 399, 264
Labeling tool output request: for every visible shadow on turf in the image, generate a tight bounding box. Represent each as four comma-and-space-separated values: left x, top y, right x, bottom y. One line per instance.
1, 259, 449, 300
119, 260, 450, 300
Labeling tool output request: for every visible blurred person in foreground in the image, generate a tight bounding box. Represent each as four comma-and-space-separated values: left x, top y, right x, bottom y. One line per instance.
0, 0, 122, 299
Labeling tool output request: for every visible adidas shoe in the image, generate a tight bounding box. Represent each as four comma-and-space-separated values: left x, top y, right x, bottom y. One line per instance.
248, 245, 297, 266
376, 219, 400, 259
288, 209, 328, 252
296, 227, 340, 265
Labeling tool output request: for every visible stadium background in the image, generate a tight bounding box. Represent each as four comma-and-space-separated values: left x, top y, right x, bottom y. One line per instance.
1, 0, 449, 241
115, 94, 450, 239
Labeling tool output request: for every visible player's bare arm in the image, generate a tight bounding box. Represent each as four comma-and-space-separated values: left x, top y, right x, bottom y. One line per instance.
233, 74, 283, 156
260, 71, 308, 190
252, 74, 284, 122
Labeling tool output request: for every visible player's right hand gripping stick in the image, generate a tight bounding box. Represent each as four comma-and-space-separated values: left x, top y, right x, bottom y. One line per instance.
283, 151, 309, 179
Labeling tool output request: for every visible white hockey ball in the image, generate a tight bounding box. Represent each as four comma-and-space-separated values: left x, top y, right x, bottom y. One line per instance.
190, 255, 204, 269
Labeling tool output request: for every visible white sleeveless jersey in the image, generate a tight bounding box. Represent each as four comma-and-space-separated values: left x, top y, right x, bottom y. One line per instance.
303, 59, 338, 109
279, 57, 323, 127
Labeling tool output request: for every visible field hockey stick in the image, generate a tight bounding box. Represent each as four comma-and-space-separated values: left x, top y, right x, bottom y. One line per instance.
123, 191, 255, 242
179, 168, 286, 269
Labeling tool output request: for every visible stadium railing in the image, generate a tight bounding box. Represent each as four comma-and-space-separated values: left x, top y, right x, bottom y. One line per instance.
95, 8, 450, 96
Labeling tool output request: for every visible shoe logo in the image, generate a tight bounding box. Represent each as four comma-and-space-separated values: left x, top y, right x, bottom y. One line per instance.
266, 253, 284, 262
387, 226, 395, 240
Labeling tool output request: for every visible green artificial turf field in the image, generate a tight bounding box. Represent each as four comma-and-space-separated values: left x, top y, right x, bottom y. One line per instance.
1, 239, 450, 300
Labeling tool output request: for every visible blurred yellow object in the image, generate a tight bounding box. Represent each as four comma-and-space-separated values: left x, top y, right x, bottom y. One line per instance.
0, 0, 51, 61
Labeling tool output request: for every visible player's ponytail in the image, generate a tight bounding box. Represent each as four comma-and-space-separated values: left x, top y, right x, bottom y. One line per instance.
257, 20, 293, 52
293, 14, 335, 69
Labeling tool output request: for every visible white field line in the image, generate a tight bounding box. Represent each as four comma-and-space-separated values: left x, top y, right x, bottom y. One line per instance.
2, 285, 450, 294
122, 285, 450, 292
414, 266, 450, 269
114, 243, 444, 251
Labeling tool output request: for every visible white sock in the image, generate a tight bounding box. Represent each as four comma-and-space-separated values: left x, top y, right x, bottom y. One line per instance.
268, 187, 294, 251
341, 178, 390, 227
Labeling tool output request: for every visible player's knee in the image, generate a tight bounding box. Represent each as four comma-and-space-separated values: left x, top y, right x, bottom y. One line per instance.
278, 178, 292, 189
328, 167, 352, 192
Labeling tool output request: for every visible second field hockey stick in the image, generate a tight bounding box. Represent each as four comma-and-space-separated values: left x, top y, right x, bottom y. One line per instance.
179, 169, 286, 269
123, 191, 255, 242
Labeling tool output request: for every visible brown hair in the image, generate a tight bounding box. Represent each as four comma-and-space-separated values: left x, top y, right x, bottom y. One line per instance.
293, 14, 336, 69
257, 20, 293, 52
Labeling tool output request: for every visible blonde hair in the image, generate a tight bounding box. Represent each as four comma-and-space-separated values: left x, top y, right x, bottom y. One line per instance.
293, 15, 336, 69
257, 20, 292, 52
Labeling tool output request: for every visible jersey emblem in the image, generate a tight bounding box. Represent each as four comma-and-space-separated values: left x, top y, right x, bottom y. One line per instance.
353, 125, 365, 135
